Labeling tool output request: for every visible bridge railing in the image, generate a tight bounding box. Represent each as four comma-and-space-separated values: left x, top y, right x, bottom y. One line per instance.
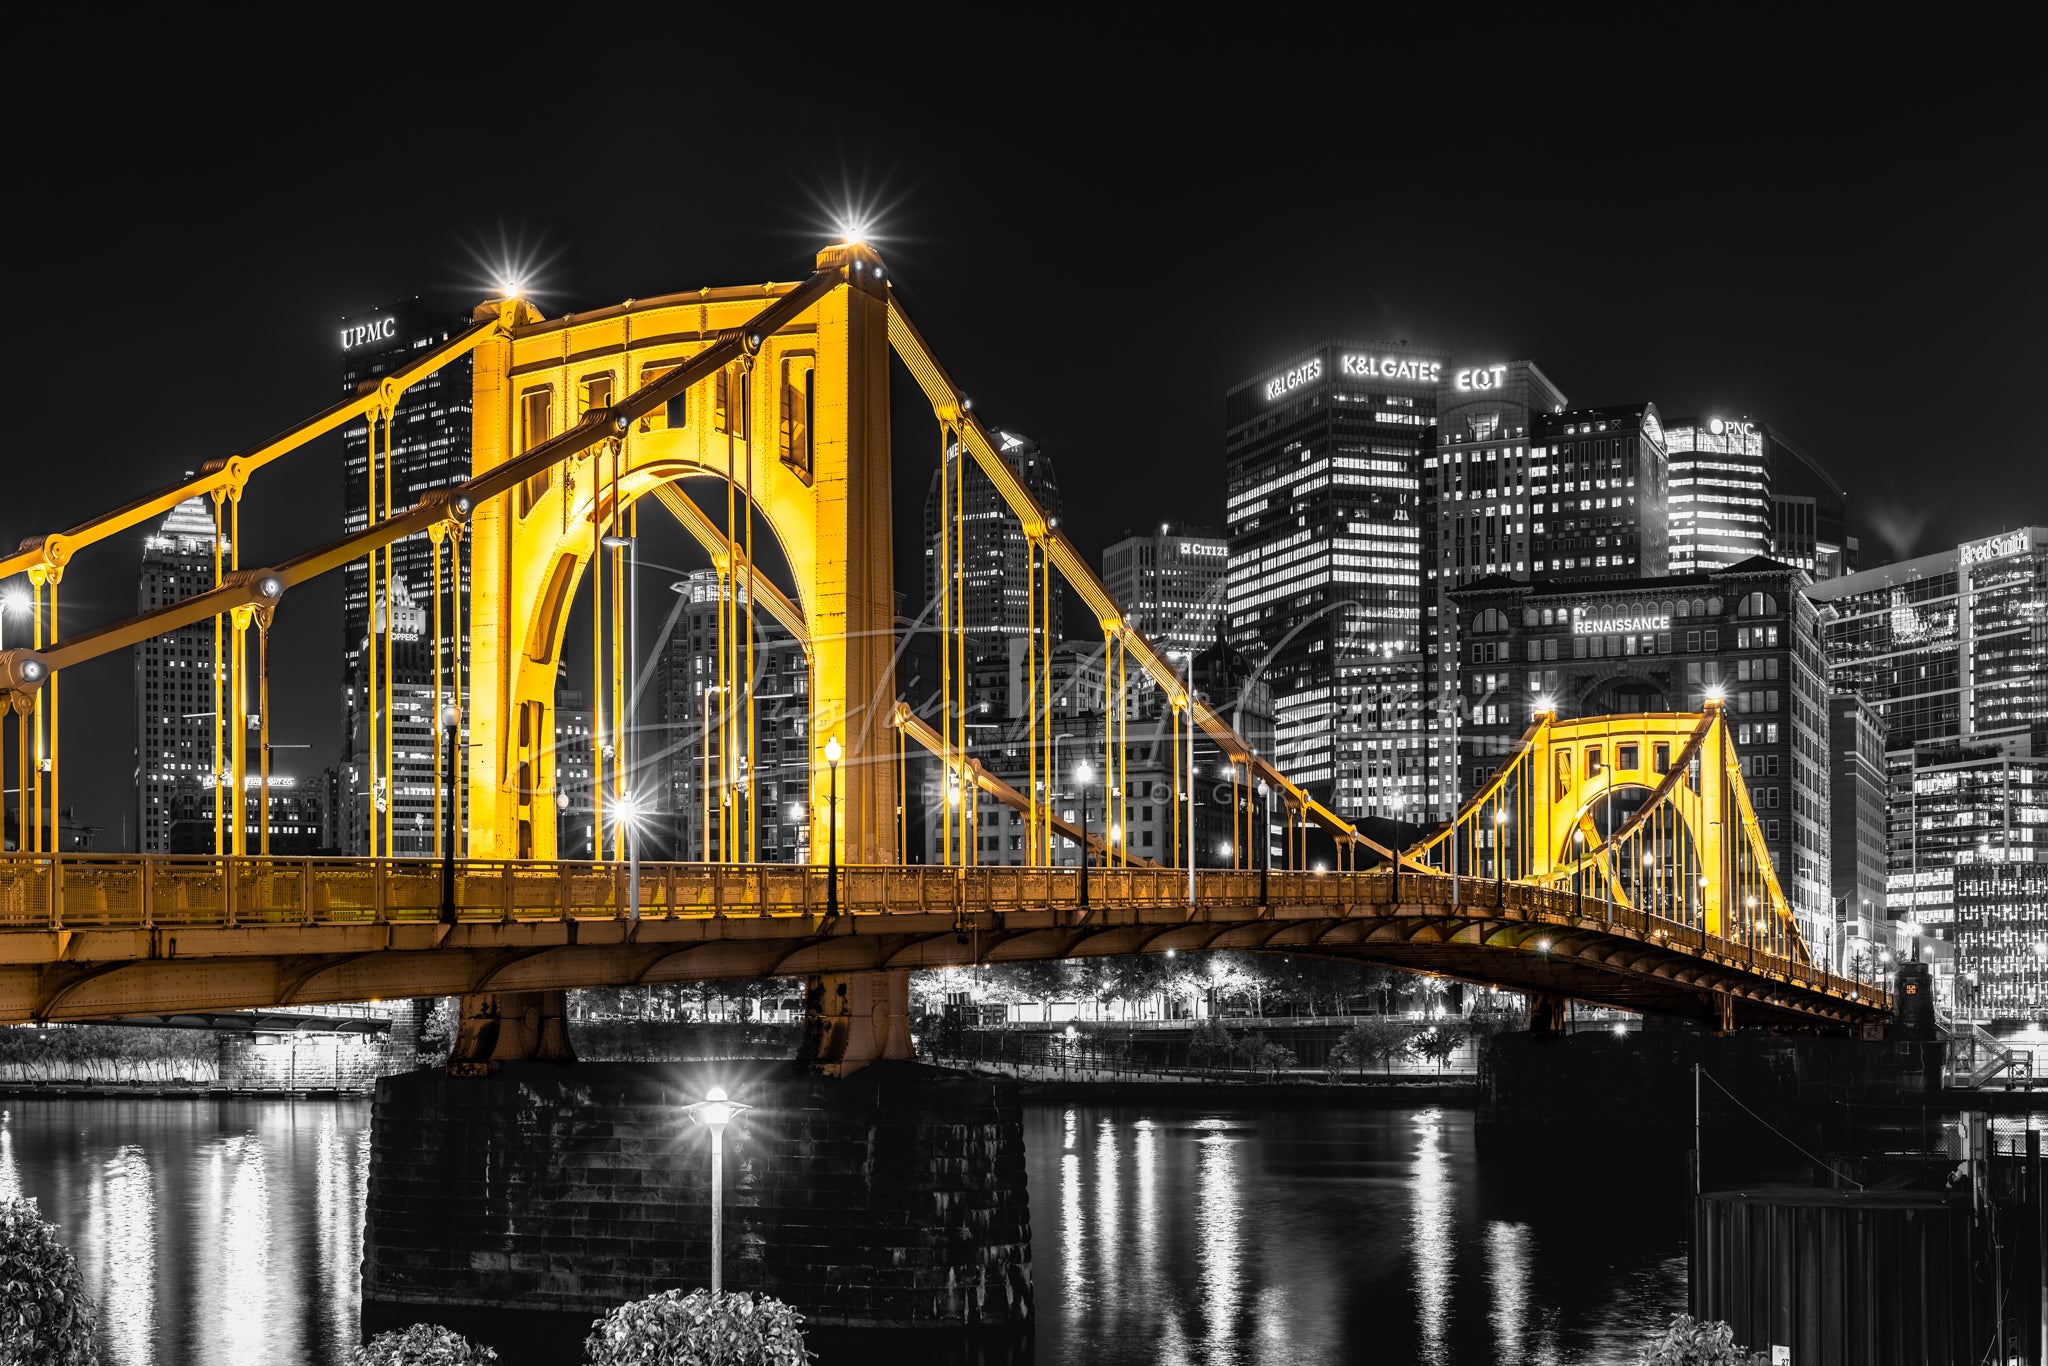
0, 854, 1883, 1006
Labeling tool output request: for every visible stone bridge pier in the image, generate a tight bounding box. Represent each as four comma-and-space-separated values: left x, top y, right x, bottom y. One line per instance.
362, 969, 1032, 1334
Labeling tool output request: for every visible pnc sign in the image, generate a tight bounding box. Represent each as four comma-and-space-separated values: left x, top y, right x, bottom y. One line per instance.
1573, 607, 1671, 636
1961, 530, 2030, 567
341, 316, 398, 351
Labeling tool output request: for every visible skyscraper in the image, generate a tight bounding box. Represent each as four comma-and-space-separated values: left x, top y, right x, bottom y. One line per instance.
1665, 416, 1845, 577
1810, 526, 2048, 950
1226, 342, 1442, 819
1101, 525, 1227, 660
656, 569, 810, 865
921, 430, 1065, 728
1424, 361, 1570, 819
337, 300, 473, 854
134, 496, 222, 853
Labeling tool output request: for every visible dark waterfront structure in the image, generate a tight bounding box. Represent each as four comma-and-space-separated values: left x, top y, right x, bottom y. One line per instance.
363, 1062, 1031, 1331
1226, 342, 1444, 819
1451, 558, 1831, 936
134, 496, 223, 852
337, 300, 474, 855
1809, 527, 2048, 976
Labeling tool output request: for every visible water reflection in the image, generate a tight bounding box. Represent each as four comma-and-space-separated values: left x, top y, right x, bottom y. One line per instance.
0, 1097, 1688, 1365
87, 1145, 156, 1364
2, 1099, 371, 1366
1027, 1104, 1686, 1366
1410, 1107, 1452, 1364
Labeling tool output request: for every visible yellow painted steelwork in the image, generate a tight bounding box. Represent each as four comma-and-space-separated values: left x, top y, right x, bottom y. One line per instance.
1405, 701, 1807, 962
463, 245, 895, 867
0, 852, 1887, 1027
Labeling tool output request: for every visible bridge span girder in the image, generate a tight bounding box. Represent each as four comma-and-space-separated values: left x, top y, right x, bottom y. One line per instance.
0, 875, 1885, 1032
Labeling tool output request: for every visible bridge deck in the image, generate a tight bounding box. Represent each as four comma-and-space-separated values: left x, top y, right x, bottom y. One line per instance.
0, 856, 1886, 1029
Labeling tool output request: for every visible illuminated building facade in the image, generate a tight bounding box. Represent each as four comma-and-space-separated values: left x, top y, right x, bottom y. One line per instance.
1452, 559, 1831, 936
340, 583, 438, 855
1424, 362, 1569, 817
135, 496, 224, 852
1810, 527, 2048, 941
656, 569, 809, 865
1226, 342, 1443, 820
1953, 862, 2048, 1022
338, 300, 473, 854
1102, 526, 1228, 661
168, 778, 329, 856
1828, 690, 1888, 953
1528, 404, 1670, 580
922, 430, 1065, 731
1665, 416, 1849, 578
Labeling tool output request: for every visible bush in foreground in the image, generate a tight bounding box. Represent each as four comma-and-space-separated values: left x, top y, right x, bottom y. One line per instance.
351, 1322, 498, 1365
0, 1194, 102, 1366
586, 1289, 808, 1366
1635, 1314, 1767, 1366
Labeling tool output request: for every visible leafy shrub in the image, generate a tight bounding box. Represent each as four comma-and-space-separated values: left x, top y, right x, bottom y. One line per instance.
351, 1322, 498, 1365
585, 1289, 808, 1366
1184, 1018, 1240, 1069
1634, 1314, 1768, 1366
1406, 1024, 1470, 1074
0, 1194, 102, 1366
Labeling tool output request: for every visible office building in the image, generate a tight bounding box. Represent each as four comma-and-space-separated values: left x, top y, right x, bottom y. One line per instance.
168, 776, 329, 856
337, 299, 474, 854
340, 580, 439, 855
1810, 527, 2048, 942
135, 496, 224, 853
1227, 342, 1442, 821
922, 429, 1065, 727
1953, 862, 2048, 1021
1665, 416, 1850, 578
1529, 404, 1670, 581
1451, 558, 1831, 936
1102, 526, 1228, 660
656, 570, 809, 865
1828, 691, 1888, 954
553, 687, 597, 859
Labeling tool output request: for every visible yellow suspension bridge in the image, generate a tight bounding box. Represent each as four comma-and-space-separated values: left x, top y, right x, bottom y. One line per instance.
0, 242, 1887, 1062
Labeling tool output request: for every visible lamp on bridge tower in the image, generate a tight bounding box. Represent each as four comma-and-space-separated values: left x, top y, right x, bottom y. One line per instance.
439, 705, 462, 925
824, 736, 841, 921
1074, 761, 1094, 910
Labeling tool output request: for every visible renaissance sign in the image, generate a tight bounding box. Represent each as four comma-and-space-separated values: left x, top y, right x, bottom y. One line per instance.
1573, 607, 1671, 635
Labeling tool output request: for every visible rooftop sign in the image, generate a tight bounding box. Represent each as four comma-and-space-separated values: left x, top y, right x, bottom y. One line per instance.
1961, 530, 2030, 567
1573, 607, 1671, 636
341, 316, 397, 351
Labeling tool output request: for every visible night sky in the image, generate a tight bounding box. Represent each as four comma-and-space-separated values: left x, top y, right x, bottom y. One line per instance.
7, 42, 2042, 845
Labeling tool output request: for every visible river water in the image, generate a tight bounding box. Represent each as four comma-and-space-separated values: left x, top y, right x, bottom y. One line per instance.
0, 1096, 1690, 1364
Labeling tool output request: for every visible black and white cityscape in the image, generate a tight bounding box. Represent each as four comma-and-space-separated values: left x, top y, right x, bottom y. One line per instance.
0, 32, 2042, 1366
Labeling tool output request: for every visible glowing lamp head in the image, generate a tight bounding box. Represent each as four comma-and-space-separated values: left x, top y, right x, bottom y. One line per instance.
1704, 685, 1727, 706
1535, 694, 1556, 715
824, 735, 842, 765
1075, 761, 1095, 783
556, 790, 570, 811
1494, 808, 1507, 826
0, 587, 28, 616
687, 1084, 749, 1132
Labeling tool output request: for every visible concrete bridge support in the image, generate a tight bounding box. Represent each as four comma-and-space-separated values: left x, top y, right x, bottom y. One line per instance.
446, 990, 575, 1074
794, 968, 915, 1077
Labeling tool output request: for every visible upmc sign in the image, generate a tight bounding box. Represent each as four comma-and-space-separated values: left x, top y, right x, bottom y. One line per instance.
341, 316, 397, 351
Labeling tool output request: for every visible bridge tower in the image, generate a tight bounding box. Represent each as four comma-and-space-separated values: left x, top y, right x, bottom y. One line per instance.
455, 244, 905, 1070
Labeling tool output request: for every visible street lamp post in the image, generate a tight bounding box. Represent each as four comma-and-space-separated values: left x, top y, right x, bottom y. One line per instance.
1574, 827, 1585, 920
685, 1086, 752, 1298
1075, 761, 1094, 909
824, 736, 841, 921
1258, 780, 1271, 907
619, 792, 641, 922
1493, 804, 1507, 908
438, 705, 461, 924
